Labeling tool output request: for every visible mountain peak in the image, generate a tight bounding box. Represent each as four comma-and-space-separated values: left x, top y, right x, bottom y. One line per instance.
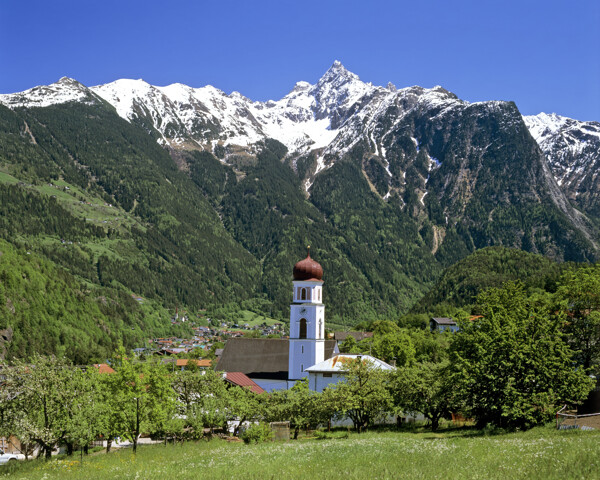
56, 76, 81, 86
0, 77, 94, 108
318, 60, 360, 86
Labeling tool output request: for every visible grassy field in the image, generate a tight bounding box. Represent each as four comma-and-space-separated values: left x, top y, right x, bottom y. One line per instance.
3, 426, 599, 480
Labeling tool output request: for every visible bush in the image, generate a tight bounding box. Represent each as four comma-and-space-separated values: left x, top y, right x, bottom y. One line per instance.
241, 423, 273, 444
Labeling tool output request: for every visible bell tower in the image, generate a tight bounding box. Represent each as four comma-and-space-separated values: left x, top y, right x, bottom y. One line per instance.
289, 247, 325, 382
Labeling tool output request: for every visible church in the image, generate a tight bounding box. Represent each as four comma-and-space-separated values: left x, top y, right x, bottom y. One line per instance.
216, 249, 392, 392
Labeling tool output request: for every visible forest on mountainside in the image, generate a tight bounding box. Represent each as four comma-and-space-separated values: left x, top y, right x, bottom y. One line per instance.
0, 239, 190, 363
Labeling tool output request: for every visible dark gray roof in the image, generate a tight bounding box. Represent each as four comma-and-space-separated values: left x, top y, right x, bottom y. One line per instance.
215, 338, 337, 379
334, 331, 374, 342
431, 317, 456, 325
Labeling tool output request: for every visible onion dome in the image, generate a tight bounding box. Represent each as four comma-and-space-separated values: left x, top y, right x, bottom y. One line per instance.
293, 247, 323, 281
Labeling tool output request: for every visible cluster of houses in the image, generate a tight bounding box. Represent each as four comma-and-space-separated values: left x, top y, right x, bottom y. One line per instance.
142, 320, 287, 357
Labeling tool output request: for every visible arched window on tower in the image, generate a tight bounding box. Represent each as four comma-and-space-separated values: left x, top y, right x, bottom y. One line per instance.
301, 288, 307, 300
299, 318, 307, 339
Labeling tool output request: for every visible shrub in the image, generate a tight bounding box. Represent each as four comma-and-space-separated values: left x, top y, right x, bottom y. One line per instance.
241, 423, 273, 444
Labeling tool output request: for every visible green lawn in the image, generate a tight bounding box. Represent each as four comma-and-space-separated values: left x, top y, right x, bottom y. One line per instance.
235, 310, 281, 327
3, 426, 599, 480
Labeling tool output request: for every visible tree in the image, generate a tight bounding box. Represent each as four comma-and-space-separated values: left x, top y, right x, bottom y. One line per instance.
265, 378, 330, 439
408, 329, 450, 364
390, 361, 455, 431
371, 329, 415, 366
555, 266, 600, 375
0, 355, 90, 459
106, 350, 174, 453
225, 385, 263, 437
172, 369, 229, 436
324, 357, 392, 433
339, 335, 361, 354
59, 367, 103, 456
451, 282, 593, 429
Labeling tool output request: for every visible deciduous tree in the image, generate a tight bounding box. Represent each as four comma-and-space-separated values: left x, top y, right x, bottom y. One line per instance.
451, 282, 593, 429
324, 357, 392, 433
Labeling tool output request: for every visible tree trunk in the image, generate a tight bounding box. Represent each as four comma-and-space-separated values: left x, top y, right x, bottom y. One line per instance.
294, 426, 299, 440
45, 446, 52, 459
133, 437, 138, 454
66, 442, 74, 456
431, 416, 439, 432
84, 444, 89, 455
234, 416, 246, 437
106, 438, 112, 453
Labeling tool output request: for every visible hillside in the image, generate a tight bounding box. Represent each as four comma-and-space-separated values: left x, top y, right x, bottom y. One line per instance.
413, 246, 565, 312
0, 239, 187, 362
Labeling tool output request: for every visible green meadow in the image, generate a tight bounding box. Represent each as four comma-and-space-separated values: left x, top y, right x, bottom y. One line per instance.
3, 426, 599, 480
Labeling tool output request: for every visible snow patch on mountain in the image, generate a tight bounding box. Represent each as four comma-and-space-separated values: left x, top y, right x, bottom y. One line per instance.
524, 113, 600, 190
0, 77, 96, 108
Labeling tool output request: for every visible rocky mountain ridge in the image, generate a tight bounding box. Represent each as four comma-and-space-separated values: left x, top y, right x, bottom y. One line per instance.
523, 113, 600, 219
2, 63, 596, 209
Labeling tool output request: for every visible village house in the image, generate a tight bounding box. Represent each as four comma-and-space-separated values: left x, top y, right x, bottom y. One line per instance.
430, 317, 458, 333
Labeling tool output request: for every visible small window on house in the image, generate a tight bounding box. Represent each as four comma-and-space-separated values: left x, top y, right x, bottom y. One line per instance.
301, 345, 304, 354
301, 364, 304, 372
318, 289, 321, 301
323, 373, 332, 377
299, 318, 307, 339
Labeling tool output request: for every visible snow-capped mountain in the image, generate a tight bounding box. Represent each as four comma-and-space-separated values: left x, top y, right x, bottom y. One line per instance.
0, 77, 97, 108
1, 62, 598, 257
523, 113, 600, 216
86, 61, 379, 153
0, 61, 463, 161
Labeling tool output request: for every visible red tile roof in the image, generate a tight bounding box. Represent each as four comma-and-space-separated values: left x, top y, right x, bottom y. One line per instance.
223, 372, 265, 394
176, 359, 212, 368
93, 363, 116, 374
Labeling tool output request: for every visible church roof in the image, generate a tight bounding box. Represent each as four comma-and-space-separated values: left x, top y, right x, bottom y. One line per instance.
215, 338, 337, 379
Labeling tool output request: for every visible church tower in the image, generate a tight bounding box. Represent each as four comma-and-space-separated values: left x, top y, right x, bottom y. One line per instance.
289, 248, 325, 382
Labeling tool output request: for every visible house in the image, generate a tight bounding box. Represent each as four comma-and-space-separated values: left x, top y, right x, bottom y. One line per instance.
430, 317, 459, 333
305, 354, 395, 393
222, 372, 265, 394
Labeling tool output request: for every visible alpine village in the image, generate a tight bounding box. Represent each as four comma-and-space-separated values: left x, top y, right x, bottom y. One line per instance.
1, 61, 600, 479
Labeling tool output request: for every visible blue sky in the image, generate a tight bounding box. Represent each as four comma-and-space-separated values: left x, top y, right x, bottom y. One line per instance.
2, 0, 599, 121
